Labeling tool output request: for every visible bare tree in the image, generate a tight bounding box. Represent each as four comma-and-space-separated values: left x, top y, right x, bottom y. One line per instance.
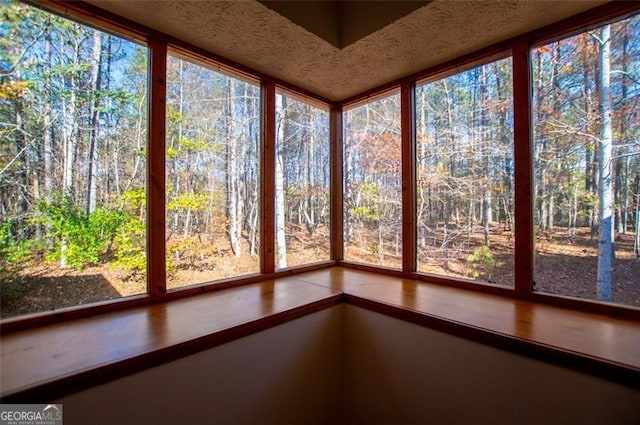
596, 24, 613, 301
86, 31, 103, 214
275, 94, 287, 268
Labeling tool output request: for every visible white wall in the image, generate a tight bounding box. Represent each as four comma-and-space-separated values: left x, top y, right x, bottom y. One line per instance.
343, 305, 640, 425
59, 304, 639, 425
58, 306, 344, 425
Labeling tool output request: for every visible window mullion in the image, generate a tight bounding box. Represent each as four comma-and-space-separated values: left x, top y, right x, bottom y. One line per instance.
148, 37, 168, 296
401, 82, 417, 273
261, 81, 276, 273
330, 107, 344, 261
512, 41, 534, 295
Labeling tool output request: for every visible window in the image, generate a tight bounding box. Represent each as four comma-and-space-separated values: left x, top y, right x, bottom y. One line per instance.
532, 15, 640, 306
0, 1, 148, 318
1, 0, 637, 324
415, 59, 514, 285
275, 91, 330, 269
343, 92, 402, 269
166, 54, 261, 289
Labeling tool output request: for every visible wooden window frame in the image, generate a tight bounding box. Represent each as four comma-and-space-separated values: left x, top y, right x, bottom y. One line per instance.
1, 0, 336, 332
408, 55, 517, 289
341, 87, 404, 272
273, 87, 334, 270
337, 1, 640, 319
2, 0, 639, 333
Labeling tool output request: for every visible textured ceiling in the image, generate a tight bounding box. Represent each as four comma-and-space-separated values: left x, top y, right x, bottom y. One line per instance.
86, 0, 607, 102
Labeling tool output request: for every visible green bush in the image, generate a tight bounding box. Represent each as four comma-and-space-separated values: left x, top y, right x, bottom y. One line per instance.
112, 215, 146, 272
466, 245, 495, 280
0, 221, 37, 266
2, 192, 147, 274
36, 195, 127, 270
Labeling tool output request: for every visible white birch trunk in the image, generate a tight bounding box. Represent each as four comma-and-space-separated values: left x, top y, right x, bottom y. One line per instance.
275, 95, 287, 268
87, 31, 102, 214
227, 79, 242, 256
597, 25, 613, 301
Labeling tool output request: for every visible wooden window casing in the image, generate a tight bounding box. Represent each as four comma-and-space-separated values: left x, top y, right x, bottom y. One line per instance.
2, 0, 640, 333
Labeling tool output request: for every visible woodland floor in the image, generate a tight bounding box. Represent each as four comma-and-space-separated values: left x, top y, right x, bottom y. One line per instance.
1, 226, 639, 318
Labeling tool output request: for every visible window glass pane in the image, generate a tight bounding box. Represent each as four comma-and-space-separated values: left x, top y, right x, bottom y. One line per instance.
416, 58, 514, 285
166, 55, 260, 289
0, 1, 148, 318
532, 15, 640, 306
343, 92, 402, 269
275, 92, 330, 269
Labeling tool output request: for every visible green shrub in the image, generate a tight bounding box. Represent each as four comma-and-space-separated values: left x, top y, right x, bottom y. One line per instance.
3, 192, 147, 274
36, 194, 126, 270
112, 215, 146, 272
0, 221, 37, 266
466, 245, 495, 280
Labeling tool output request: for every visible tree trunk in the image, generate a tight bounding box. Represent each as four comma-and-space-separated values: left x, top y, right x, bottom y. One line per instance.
275, 95, 287, 268
535, 51, 548, 231
496, 70, 513, 231
60, 37, 81, 268
623, 157, 630, 233
344, 133, 354, 244
596, 25, 613, 302
43, 34, 53, 201
614, 158, 624, 234
582, 42, 597, 231
480, 66, 491, 246
548, 191, 554, 231
226, 79, 242, 256
305, 115, 316, 234
86, 31, 103, 214
634, 173, 640, 259
14, 97, 28, 239
378, 223, 384, 265
246, 85, 259, 256
618, 26, 630, 234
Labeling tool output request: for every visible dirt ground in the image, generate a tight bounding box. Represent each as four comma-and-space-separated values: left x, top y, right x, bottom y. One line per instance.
1, 226, 638, 318
532, 227, 640, 305
0, 226, 331, 318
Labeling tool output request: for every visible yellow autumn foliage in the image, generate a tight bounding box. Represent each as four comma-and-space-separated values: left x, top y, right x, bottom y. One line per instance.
0, 80, 30, 101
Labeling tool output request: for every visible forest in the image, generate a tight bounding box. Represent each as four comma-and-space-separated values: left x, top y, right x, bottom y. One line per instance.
1, 1, 639, 318
0, 1, 331, 316
342, 15, 640, 304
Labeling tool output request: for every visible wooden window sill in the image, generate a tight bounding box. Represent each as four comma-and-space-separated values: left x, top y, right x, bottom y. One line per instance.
1, 267, 638, 401
0, 277, 342, 401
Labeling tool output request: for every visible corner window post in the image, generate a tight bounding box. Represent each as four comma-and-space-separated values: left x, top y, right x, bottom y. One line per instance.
512, 40, 534, 295
148, 37, 168, 296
